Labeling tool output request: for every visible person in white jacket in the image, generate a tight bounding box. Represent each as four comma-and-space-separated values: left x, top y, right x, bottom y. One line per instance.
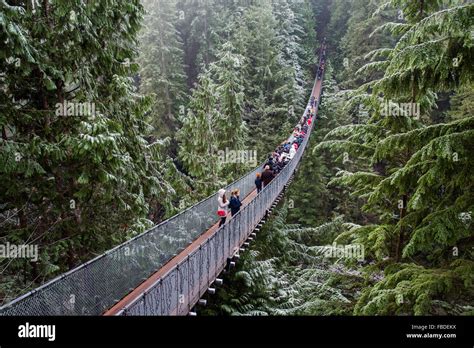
289, 143, 297, 160
217, 188, 229, 227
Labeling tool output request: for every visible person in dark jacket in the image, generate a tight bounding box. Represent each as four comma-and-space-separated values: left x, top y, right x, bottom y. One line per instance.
255, 172, 263, 193
261, 165, 275, 187
229, 189, 242, 216
265, 155, 274, 171
273, 161, 283, 174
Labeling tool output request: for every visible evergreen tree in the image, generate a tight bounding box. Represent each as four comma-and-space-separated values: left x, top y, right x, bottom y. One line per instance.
138, 0, 187, 138
273, 0, 306, 111
210, 42, 247, 154
295, 0, 318, 76
229, 2, 316, 158
204, 206, 361, 316
176, 0, 221, 87
232, 3, 284, 157
338, 0, 395, 88
325, 0, 351, 75
448, 84, 474, 121
176, 73, 223, 196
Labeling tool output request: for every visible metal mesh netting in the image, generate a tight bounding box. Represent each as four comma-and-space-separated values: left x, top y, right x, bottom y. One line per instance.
0, 52, 324, 316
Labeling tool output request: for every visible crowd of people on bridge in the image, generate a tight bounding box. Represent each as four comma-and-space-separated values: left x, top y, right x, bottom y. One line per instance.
216, 98, 319, 227
216, 40, 326, 228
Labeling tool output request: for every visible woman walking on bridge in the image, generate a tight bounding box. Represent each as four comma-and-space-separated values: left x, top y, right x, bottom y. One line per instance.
217, 189, 229, 227
229, 189, 242, 217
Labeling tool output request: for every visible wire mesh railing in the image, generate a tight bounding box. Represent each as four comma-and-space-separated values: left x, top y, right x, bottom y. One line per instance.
0, 45, 326, 316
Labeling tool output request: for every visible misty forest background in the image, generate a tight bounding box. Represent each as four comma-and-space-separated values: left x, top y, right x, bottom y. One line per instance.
1, 0, 473, 315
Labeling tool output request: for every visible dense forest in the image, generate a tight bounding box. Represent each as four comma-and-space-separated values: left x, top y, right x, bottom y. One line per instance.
1, 0, 473, 317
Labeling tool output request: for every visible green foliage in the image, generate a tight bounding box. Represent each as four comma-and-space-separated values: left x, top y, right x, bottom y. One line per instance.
229, 1, 317, 157
209, 42, 247, 152
364, 1, 474, 98
287, 124, 331, 226
176, 73, 224, 196
338, 0, 395, 88
1, 0, 472, 317
448, 83, 474, 121
138, 0, 187, 137
326, 0, 352, 76
355, 260, 474, 315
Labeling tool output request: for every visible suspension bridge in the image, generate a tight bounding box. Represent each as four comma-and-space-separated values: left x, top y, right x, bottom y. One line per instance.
0, 43, 327, 316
